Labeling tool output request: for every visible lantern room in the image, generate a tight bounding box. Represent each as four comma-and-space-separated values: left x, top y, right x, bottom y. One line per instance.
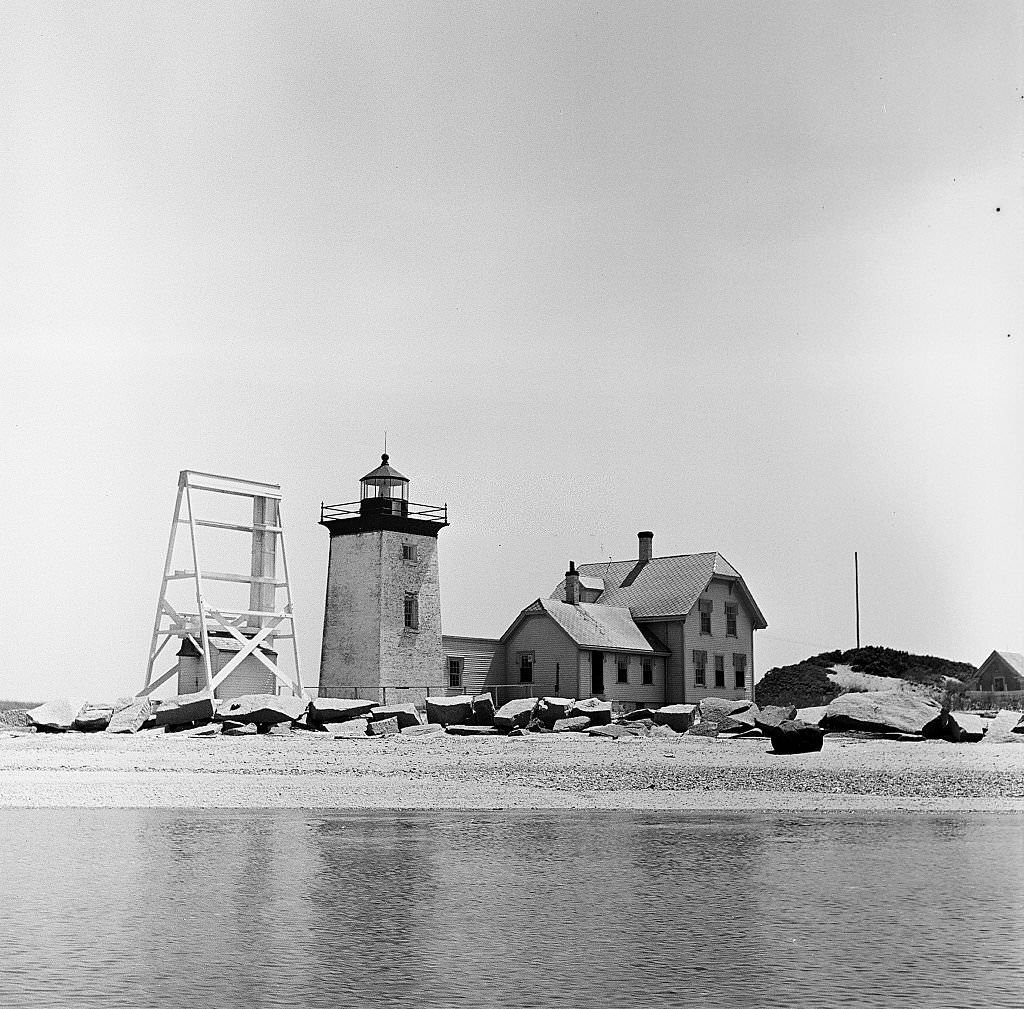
359, 453, 409, 517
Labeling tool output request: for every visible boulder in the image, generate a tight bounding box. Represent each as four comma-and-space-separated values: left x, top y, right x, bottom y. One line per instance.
222, 721, 258, 736
570, 698, 612, 725
552, 716, 591, 733
650, 724, 680, 738
263, 723, 294, 736
950, 712, 986, 742
526, 717, 551, 733
368, 716, 400, 736
401, 723, 444, 738
105, 697, 153, 734
471, 693, 496, 725
307, 697, 378, 725
725, 704, 761, 729
216, 693, 308, 726
769, 719, 824, 754
73, 702, 116, 732
822, 691, 941, 735
979, 709, 1024, 744
494, 697, 539, 731
623, 722, 651, 737
652, 704, 698, 733
697, 696, 752, 724
153, 691, 215, 728
536, 697, 575, 724
623, 708, 657, 721
687, 721, 720, 737
446, 724, 500, 736
425, 695, 474, 726
332, 718, 371, 738
370, 703, 421, 729
754, 705, 798, 734
795, 705, 828, 727
587, 723, 633, 738
27, 698, 85, 732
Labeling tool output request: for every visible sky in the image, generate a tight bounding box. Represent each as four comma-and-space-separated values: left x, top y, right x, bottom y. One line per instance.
1, 2, 1021, 701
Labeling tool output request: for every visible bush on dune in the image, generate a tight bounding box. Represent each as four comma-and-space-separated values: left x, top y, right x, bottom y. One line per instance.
755, 663, 842, 709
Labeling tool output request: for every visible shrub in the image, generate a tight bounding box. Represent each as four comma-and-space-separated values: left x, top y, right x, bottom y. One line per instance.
755, 663, 842, 709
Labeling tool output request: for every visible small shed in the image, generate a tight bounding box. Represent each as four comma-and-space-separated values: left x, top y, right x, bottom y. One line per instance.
974, 651, 1024, 693
176, 635, 279, 699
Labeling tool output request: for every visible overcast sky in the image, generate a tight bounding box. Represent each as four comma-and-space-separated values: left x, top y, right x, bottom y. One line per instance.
2, 2, 1020, 701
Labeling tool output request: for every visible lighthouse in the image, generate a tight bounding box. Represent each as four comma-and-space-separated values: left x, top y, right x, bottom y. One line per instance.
318, 454, 449, 704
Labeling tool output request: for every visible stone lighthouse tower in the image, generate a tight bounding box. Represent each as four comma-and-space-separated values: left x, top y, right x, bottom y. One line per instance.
318, 454, 449, 703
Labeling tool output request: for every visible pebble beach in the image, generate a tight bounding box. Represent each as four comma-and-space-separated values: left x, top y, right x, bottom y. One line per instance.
2, 729, 1022, 812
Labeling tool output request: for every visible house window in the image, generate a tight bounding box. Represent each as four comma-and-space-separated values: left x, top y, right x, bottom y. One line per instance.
617, 657, 629, 684
733, 653, 747, 689
448, 657, 463, 689
642, 658, 653, 685
993, 677, 1006, 692
693, 650, 707, 686
699, 599, 713, 635
403, 593, 419, 630
725, 601, 738, 637
402, 543, 418, 562
518, 651, 534, 684
714, 654, 725, 688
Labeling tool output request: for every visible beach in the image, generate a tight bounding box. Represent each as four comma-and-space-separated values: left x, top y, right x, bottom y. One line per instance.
1, 729, 1022, 812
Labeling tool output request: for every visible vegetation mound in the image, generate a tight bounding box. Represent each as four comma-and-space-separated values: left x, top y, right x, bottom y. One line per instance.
755, 663, 842, 709
755, 647, 977, 708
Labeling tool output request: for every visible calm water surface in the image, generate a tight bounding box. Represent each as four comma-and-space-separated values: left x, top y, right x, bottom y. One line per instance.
1, 810, 1021, 1008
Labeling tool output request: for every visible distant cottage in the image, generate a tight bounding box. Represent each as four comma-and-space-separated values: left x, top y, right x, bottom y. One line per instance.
973, 651, 1024, 693
317, 457, 767, 709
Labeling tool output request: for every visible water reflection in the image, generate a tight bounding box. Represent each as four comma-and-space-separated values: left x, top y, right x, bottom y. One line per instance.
0, 810, 1020, 1008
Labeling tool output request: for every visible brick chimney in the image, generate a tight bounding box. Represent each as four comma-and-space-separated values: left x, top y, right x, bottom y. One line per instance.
564, 561, 580, 605
638, 531, 654, 562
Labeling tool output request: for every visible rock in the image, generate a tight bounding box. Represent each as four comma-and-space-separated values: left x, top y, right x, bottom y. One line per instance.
769, 719, 824, 754
216, 693, 308, 725
587, 723, 633, 738
446, 724, 500, 736
368, 716, 400, 736
507, 727, 529, 737
27, 698, 85, 732
795, 705, 828, 727
263, 723, 294, 736
650, 724, 680, 738
308, 697, 378, 725
370, 703, 420, 729
471, 693, 495, 725
687, 721, 720, 737
73, 702, 116, 732
154, 691, 215, 728
526, 717, 551, 733
623, 722, 650, 737
222, 721, 258, 736
980, 709, 1024, 744
105, 698, 153, 734
652, 704, 698, 733
552, 716, 591, 733
425, 695, 474, 726
725, 704, 761, 729
401, 723, 444, 738
494, 697, 539, 731
950, 712, 986, 742
570, 698, 612, 725
697, 696, 753, 724
822, 691, 941, 735
182, 724, 219, 738
623, 708, 657, 721
332, 718, 370, 738
754, 705, 797, 734
536, 697, 575, 724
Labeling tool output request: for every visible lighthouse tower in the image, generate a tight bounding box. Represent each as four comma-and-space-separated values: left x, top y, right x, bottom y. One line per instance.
318, 454, 449, 704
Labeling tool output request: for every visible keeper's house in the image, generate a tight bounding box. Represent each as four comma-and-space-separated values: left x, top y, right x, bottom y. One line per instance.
442, 530, 766, 709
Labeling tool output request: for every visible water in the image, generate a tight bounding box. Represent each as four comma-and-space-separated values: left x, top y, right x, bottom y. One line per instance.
0, 810, 1021, 1008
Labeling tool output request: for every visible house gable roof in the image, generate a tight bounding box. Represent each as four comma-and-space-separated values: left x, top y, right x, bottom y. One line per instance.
501, 598, 670, 654
550, 551, 767, 628
985, 651, 1024, 677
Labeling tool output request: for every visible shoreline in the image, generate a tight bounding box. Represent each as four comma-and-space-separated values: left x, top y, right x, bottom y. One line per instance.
2, 730, 1022, 812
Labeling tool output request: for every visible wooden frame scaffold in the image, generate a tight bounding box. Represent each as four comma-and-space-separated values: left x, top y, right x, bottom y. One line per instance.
140, 470, 305, 699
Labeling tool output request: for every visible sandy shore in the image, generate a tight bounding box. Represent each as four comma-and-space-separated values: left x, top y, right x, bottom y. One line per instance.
1, 729, 1022, 811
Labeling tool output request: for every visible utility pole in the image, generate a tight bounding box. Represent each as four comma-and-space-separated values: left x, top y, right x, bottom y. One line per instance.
854, 551, 861, 649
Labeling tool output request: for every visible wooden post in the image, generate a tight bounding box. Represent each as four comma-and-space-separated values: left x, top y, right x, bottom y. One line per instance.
855, 551, 860, 649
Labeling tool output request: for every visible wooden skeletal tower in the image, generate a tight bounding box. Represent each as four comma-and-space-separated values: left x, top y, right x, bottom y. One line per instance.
140, 470, 304, 699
